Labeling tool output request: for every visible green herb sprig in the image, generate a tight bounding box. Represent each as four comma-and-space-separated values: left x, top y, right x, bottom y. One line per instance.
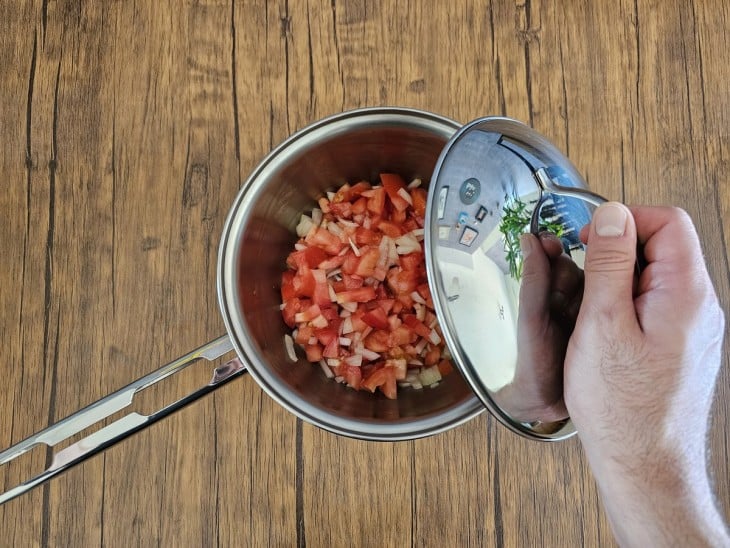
499, 197, 565, 280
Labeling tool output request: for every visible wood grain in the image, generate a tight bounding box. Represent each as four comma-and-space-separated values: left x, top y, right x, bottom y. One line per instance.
1, 1, 728, 546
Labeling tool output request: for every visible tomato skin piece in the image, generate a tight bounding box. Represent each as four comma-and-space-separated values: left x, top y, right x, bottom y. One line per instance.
424, 346, 441, 366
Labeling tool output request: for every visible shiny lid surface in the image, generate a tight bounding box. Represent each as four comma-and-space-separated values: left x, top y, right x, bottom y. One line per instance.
425, 117, 606, 441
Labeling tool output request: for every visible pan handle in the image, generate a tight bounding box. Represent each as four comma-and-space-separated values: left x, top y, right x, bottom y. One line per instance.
0, 335, 245, 505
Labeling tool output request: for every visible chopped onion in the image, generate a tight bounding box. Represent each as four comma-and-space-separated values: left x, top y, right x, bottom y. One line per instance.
294, 242, 308, 251
418, 365, 442, 386
319, 359, 334, 378
327, 222, 343, 237
397, 187, 413, 205
311, 208, 323, 225
348, 237, 361, 256
296, 215, 314, 238
414, 338, 428, 354
284, 334, 297, 362
328, 283, 337, 302
361, 348, 380, 361
344, 354, 362, 367
327, 191, 336, 201
339, 337, 352, 346
338, 218, 358, 228
428, 329, 442, 345
340, 301, 357, 313
410, 291, 426, 305
410, 228, 425, 240
342, 317, 354, 334
327, 358, 341, 367
407, 178, 422, 189
311, 314, 329, 328
308, 337, 317, 345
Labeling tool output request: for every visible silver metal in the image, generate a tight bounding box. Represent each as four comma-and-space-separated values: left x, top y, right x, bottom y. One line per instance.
0, 335, 240, 505
425, 117, 606, 441
217, 107, 485, 441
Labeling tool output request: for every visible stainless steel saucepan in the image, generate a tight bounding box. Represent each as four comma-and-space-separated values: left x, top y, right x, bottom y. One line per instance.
0, 108, 486, 504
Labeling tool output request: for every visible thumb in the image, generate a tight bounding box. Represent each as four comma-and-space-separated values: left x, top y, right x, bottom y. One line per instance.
581, 202, 638, 323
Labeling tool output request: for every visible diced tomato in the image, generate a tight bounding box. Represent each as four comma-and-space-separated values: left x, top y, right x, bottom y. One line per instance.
354, 247, 380, 278
306, 227, 344, 255
314, 326, 338, 346
282, 298, 304, 328
424, 346, 441, 366
366, 187, 386, 215
386, 358, 408, 381
361, 366, 397, 399
411, 187, 427, 218
295, 325, 314, 345
351, 197, 368, 215
364, 330, 390, 353
294, 303, 321, 323
305, 343, 323, 362
380, 173, 410, 212
400, 252, 424, 273
333, 363, 362, 389
437, 359, 454, 376
389, 325, 414, 346
281, 173, 452, 400
391, 209, 407, 223
322, 338, 340, 358
281, 271, 296, 302
403, 315, 432, 339
362, 307, 389, 329
354, 227, 381, 246
330, 201, 352, 218
292, 263, 316, 297
287, 246, 329, 269
378, 220, 405, 238
318, 254, 347, 270
336, 286, 376, 303
387, 267, 419, 295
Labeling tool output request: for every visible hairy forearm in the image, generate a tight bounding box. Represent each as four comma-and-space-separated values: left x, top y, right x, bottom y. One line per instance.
585, 448, 730, 547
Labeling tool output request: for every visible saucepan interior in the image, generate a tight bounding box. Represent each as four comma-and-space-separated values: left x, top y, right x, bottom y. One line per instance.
217, 108, 484, 440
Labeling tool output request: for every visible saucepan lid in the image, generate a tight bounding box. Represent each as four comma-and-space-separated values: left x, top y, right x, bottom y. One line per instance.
425, 117, 607, 441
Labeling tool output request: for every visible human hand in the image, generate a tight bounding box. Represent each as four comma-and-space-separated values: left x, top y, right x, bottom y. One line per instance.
495, 232, 583, 424
564, 203, 728, 546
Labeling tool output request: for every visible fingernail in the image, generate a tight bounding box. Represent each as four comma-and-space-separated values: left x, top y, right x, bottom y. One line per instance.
519, 234, 533, 256
594, 203, 628, 237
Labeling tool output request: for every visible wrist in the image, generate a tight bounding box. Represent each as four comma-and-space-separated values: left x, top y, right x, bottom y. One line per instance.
584, 445, 729, 547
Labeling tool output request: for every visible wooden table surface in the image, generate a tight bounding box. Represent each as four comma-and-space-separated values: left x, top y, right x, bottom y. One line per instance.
1, 1, 728, 546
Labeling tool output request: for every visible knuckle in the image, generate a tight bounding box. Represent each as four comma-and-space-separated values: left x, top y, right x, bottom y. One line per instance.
585, 247, 635, 274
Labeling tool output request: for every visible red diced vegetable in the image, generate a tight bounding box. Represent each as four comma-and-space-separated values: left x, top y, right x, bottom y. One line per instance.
280, 173, 453, 399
